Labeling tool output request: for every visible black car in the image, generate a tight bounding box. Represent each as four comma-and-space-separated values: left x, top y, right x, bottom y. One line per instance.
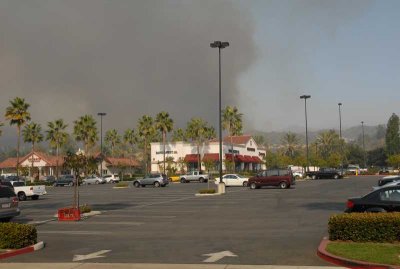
378, 176, 400, 186
345, 186, 400, 213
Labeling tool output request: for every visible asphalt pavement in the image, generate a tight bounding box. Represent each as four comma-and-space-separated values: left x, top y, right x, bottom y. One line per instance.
3, 176, 380, 266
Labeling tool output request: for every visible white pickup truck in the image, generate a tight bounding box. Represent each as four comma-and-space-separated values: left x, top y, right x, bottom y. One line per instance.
7, 181, 47, 201
180, 171, 209, 183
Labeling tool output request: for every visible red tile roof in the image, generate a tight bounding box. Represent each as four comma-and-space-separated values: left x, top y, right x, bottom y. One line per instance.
223, 135, 252, 145
0, 157, 19, 169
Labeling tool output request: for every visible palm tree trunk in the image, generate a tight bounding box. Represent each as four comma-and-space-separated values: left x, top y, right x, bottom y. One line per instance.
197, 144, 201, 171
144, 137, 148, 174
31, 143, 34, 182
230, 131, 234, 173
56, 145, 59, 179
163, 131, 166, 175
16, 126, 20, 177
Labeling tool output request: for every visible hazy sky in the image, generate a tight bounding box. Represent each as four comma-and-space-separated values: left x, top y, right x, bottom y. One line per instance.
1, 0, 399, 144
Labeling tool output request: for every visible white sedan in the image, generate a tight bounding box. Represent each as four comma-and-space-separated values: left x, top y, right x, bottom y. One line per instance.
82, 175, 106, 185
214, 174, 249, 187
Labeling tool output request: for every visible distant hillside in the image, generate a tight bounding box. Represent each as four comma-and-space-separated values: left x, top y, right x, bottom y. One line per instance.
250, 124, 386, 151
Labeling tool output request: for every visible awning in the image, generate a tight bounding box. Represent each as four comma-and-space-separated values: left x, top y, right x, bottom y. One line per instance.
202, 153, 219, 162
235, 155, 247, 162
251, 156, 263, 163
243, 155, 254, 163
225, 153, 234, 161
184, 154, 200, 163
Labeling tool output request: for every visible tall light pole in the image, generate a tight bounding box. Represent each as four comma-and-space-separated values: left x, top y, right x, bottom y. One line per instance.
300, 95, 311, 172
361, 121, 366, 168
338, 103, 343, 173
210, 40, 229, 194
97, 112, 106, 177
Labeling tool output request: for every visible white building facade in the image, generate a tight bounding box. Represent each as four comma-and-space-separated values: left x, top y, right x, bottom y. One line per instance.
150, 135, 266, 173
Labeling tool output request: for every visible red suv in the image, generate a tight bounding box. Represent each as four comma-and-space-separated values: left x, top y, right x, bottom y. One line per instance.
248, 169, 295, 189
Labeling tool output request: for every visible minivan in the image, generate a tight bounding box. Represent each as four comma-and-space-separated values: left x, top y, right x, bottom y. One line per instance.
248, 169, 295, 189
0, 185, 20, 222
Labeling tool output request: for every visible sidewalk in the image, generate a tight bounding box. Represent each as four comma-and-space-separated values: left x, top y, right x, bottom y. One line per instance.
0, 264, 344, 269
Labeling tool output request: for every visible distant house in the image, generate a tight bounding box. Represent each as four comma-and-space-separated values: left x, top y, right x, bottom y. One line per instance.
0, 151, 141, 178
150, 135, 266, 173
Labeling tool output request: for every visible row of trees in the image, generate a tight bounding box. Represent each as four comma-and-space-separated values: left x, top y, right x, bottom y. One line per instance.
0, 97, 244, 176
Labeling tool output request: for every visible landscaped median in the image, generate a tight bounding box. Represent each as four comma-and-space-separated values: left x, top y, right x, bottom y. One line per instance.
0, 223, 44, 259
318, 212, 400, 268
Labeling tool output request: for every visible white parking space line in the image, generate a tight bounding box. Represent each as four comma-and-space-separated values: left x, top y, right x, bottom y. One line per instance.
96, 214, 176, 219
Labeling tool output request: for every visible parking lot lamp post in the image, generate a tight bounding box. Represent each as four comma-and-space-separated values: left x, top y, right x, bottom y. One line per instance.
97, 113, 106, 177
361, 121, 366, 169
300, 95, 311, 172
210, 40, 229, 194
338, 103, 343, 173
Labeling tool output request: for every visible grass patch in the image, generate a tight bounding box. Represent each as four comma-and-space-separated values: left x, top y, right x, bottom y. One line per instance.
326, 242, 400, 266
79, 204, 91, 213
198, 189, 216, 194
115, 182, 129, 187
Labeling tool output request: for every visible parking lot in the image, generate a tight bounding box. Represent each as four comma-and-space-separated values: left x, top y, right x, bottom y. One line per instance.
5, 176, 379, 265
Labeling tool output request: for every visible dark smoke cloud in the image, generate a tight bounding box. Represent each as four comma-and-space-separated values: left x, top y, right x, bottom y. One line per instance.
0, 0, 256, 139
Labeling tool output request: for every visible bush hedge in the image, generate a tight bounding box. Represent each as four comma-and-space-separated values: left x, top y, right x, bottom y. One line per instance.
0, 223, 37, 249
329, 213, 400, 242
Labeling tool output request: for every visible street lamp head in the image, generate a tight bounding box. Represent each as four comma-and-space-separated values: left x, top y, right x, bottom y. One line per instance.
210, 41, 229, 49
361, 121, 364, 125
97, 112, 106, 116
338, 102, 342, 106
300, 95, 311, 99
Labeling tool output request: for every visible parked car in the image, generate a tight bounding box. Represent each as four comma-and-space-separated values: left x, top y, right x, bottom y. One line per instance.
378, 175, 400, 187
133, 174, 168, 187
103, 174, 120, 183
180, 171, 209, 183
83, 175, 106, 185
305, 168, 343, 180
43, 175, 56, 184
214, 174, 249, 187
54, 175, 75, 186
345, 186, 400, 213
0, 181, 47, 201
248, 169, 295, 189
168, 175, 180, 182
292, 171, 303, 179
372, 180, 400, 191
0, 185, 20, 222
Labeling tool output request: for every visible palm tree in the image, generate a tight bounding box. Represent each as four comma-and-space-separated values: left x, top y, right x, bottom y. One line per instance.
281, 132, 299, 158
222, 106, 243, 172
155, 112, 174, 175
137, 115, 155, 174
73, 115, 98, 156
124, 128, 138, 175
317, 130, 340, 159
186, 117, 210, 171
46, 119, 68, 179
0, 122, 3, 138
5, 97, 31, 176
22, 122, 43, 180
105, 129, 121, 157
172, 128, 187, 142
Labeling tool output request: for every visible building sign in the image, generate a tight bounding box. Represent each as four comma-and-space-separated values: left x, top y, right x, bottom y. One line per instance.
228, 149, 239, 154
29, 157, 42, 163
247, 147, 255, 152
156, 150, 177, 155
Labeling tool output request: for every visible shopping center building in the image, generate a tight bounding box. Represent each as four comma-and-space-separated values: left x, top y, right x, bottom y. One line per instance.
150, 135, 266, 173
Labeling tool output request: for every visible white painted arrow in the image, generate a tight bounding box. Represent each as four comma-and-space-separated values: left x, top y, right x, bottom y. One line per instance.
202, 250, 237, 263
73, 250, 111, 262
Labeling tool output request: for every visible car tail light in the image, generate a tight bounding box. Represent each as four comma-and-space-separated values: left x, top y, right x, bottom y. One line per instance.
12, 197, 19, 206
346, 200, 354, 209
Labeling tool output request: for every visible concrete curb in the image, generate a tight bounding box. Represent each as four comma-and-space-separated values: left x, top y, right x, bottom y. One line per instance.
0, 241, 44, 260
317, 237, 400, 269
112, 186, 129, 189
195, 193, 223, 196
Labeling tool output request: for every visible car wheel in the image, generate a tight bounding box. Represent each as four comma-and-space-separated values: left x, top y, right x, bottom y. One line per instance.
295, 175, 300, 180
68, 182, 73, 187
31, 195, 39, 200
180, 178, 186, 183
334, 174, 339, 180
18, 192, 27, 201
311, 175, 317, 180
95, 180, 99, 184
154, 181, 161, 187
243, 181, 248, 187
199, 177, 204, 183
279, 181, 288, 189
250, 183, 257, 189
133, 181, 140, 188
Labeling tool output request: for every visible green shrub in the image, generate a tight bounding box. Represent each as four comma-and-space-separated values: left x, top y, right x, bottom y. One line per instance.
329, 213, 400, 242
0, 223, 37, 249
115, 182, 129, 187
79, 204, 91, 213
198, 189, 216, 194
